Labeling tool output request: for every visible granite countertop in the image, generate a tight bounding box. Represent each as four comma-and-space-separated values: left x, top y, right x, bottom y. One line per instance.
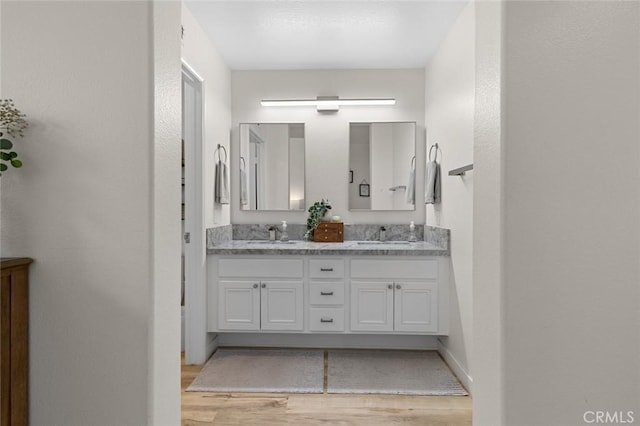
206, 240, 449, 256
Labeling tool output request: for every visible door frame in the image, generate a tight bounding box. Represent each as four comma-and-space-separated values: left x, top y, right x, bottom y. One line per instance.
181, 61, 207, 365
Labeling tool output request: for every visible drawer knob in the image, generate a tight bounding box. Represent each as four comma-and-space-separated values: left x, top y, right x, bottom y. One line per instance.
320, 318, 334, 323
320, 291, 334, 296
320, 268, 334, 272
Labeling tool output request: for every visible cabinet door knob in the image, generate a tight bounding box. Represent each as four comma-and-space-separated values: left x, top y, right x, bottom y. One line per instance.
253, 283, 258, 289
261, 283, 266, 288
320, 318, 334, 323
396, 284, 402, 290
388, 284, 393, 289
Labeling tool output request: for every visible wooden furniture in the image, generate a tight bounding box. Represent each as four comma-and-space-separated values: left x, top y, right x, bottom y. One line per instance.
1, 258, 32, 426
313, 222, 344, 242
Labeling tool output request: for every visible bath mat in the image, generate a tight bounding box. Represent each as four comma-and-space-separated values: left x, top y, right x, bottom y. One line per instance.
186, 348, 324, 393
327, 350, 468, 396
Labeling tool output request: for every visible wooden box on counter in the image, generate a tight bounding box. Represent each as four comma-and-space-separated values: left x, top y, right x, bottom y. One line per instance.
314, 222, 344, 243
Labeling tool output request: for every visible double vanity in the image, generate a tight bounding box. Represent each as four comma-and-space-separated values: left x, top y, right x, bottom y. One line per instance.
188, 118, 450, 361
207, 238, 449, 338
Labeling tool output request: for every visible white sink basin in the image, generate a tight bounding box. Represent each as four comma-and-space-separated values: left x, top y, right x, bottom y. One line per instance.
247, 240, 299, 245
356, 241, 411, 246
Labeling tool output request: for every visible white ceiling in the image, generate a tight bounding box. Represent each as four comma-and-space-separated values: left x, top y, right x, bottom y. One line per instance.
185, 1, 468, 70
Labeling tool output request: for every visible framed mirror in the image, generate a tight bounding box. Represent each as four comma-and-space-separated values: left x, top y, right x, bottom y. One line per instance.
349, 122, 416, 211
239, 123, 305, 211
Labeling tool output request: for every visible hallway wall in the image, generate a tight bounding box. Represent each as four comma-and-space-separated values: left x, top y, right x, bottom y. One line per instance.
424, 1, 475, 391
182, 3, 232, 227
501, 2, 640, 424
0, 2, 181, 424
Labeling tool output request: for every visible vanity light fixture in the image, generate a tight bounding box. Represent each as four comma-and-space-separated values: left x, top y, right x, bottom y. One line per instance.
260, 96, 396, 112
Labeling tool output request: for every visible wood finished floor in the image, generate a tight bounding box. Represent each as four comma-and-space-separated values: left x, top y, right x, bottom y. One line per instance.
181, 352, 472, 425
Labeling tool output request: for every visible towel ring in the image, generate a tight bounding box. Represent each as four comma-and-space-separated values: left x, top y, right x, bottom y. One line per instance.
240, 156, 246, 171
216, 144, 227, 163
428, 143, 441, 162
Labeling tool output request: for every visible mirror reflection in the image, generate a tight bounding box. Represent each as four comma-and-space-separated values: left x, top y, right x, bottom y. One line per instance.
349, 122, 416, 211
239, 123, 305, 211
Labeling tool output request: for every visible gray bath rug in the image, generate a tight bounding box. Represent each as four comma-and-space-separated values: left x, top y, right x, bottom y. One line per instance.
186, 348, 324, 393
327, 350, 468, 396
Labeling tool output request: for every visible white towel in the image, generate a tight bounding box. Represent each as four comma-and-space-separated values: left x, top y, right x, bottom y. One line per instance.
214, 160, 229, 205
425, 161, 441, 204
405, 167, 415, 205
239, 168, 248, 206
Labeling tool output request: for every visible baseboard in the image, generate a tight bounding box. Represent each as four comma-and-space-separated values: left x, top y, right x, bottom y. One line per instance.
437, 340, 473, 394
217, 333, 439, 350
205, 333, 218, 360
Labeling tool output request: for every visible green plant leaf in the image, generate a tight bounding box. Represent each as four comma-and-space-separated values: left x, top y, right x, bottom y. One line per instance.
0, 152, 10, 161
11, 159, 22, 168
9, 152, 18, 159
0, 139, 12, 150
0, 163, 7, 172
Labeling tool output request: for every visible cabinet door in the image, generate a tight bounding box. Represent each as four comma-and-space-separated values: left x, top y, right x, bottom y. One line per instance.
350, 281, 394, 332
218, 281, 260, 330
394, 281, 438, 333
260, 281, 303, 331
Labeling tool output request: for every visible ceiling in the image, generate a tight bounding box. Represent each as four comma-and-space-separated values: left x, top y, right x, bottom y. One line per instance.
185, 1, 468, 70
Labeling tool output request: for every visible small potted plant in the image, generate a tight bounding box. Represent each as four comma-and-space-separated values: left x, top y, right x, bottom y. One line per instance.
304, 199, 332, 240
0, 99, 28, 176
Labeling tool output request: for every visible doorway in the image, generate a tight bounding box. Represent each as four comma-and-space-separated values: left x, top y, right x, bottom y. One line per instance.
181, 62, 206, 365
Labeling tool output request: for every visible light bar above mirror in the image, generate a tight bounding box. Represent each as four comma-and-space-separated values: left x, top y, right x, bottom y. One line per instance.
260, 96, 396, 111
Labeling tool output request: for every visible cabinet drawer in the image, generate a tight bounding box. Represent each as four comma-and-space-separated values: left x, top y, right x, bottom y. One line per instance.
309, 259, 345, 278
218, 258, 303, 278
350, 259, 438, 280
309, 282, 345, 305
309, 308, 345, 332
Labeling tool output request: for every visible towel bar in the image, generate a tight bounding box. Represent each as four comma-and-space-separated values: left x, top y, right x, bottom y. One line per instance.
448, 164, 473, 176
215, 144, 227, 163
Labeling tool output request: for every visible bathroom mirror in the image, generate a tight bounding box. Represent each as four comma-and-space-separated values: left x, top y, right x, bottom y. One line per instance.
239, 123, 306, 211
349, 122, 416, 211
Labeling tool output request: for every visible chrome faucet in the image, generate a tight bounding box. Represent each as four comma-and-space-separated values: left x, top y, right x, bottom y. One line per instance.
379, 226, 386, 242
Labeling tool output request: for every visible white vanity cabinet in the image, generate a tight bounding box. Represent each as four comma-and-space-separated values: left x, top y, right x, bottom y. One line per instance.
213, 258, 304, 331
308, 259, 346, 332
208, 254, 448, 336
350, 259, 440, 333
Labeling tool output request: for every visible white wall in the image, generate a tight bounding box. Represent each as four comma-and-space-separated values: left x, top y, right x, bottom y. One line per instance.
181, 2, 232, 365
231, 69, 425, 224
472, 1, 505, 424
424, 1, 475, 390
501, 2, 640, 424
0, 1, 181, 424
182, 3, 232, 227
